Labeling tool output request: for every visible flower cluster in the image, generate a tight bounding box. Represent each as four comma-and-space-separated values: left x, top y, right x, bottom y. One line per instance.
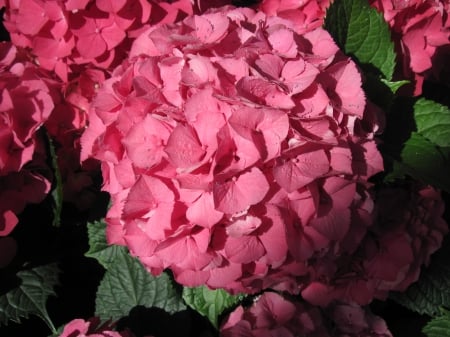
369, 0, 450, 95
0, 42, 52, 238
81, 6, 384, 296
220, 292, 393, 337
301, 183, 448, 306
1, 0, 154, 82
59, 318, 138, 337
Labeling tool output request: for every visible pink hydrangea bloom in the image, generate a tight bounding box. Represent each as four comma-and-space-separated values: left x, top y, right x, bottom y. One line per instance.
220, 292, 393, 337
59, 318, 135, 337
81, 6, 383, 294
1, 0, 152, 82
301, 183, 448, 306
0, 42, 52, 235
369, 0, 450, 95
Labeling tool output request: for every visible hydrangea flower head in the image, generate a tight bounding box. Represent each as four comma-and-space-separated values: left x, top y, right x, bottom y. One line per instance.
81, 6, 383, 295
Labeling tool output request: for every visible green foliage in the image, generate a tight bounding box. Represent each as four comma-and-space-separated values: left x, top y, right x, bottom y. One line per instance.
85, 220, 186, 321
423, 308, 450, 337
384, 99, 450, 192
95, 250, 186, 321
182, 286, 244, 328
391, 242, 450, 316
85, 220, 129, 269
325, 0, 396, 80
414, 99, 450, 148
0, 263, 60, 333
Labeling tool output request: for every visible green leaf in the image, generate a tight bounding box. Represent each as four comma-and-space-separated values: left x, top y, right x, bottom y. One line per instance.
414, 98, 450, 148
325, 0, 396, 80
397, 132, 450, 192
381, 79, 410, 94
183, 286, 244, 328
423, 309, 450, 337
85, 220, 128, 269
182, 286, 244, 328
0, 263, 60, 333
95, 249, 186, 321
391, 242, 450, 316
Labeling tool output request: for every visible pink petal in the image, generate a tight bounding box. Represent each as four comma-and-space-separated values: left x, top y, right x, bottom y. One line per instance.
186, 12, 230, 44
257, 205, 288, 264
123, 114, 171, 169
267, 27, 298, 58
187, 192, 224, 228
165, 124, 206, 169
224, 234, 265, 264
309, 208, 351, 241
237, 77, 295, 109
273, 150, 329, 192
213, 168, 270, 214
123, 175, 174, 219
327, 60, 366, 117
282, 58, 319, 94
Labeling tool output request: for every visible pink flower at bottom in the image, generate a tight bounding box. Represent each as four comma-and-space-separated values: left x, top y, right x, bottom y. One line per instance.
59, 318, 134, 337
220, 292, 331, 337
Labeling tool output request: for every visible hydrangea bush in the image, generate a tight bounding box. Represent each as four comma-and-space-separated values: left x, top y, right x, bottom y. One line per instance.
0, 1, 449, 337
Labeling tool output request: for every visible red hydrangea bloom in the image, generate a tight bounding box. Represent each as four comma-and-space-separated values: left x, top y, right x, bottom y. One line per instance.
220, 292, 393, 337
369, 0, 450, 95
301, 183, 448, 306
81, 6, 383, 294
0, 42, 52, 235
59, 318, 136, 337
